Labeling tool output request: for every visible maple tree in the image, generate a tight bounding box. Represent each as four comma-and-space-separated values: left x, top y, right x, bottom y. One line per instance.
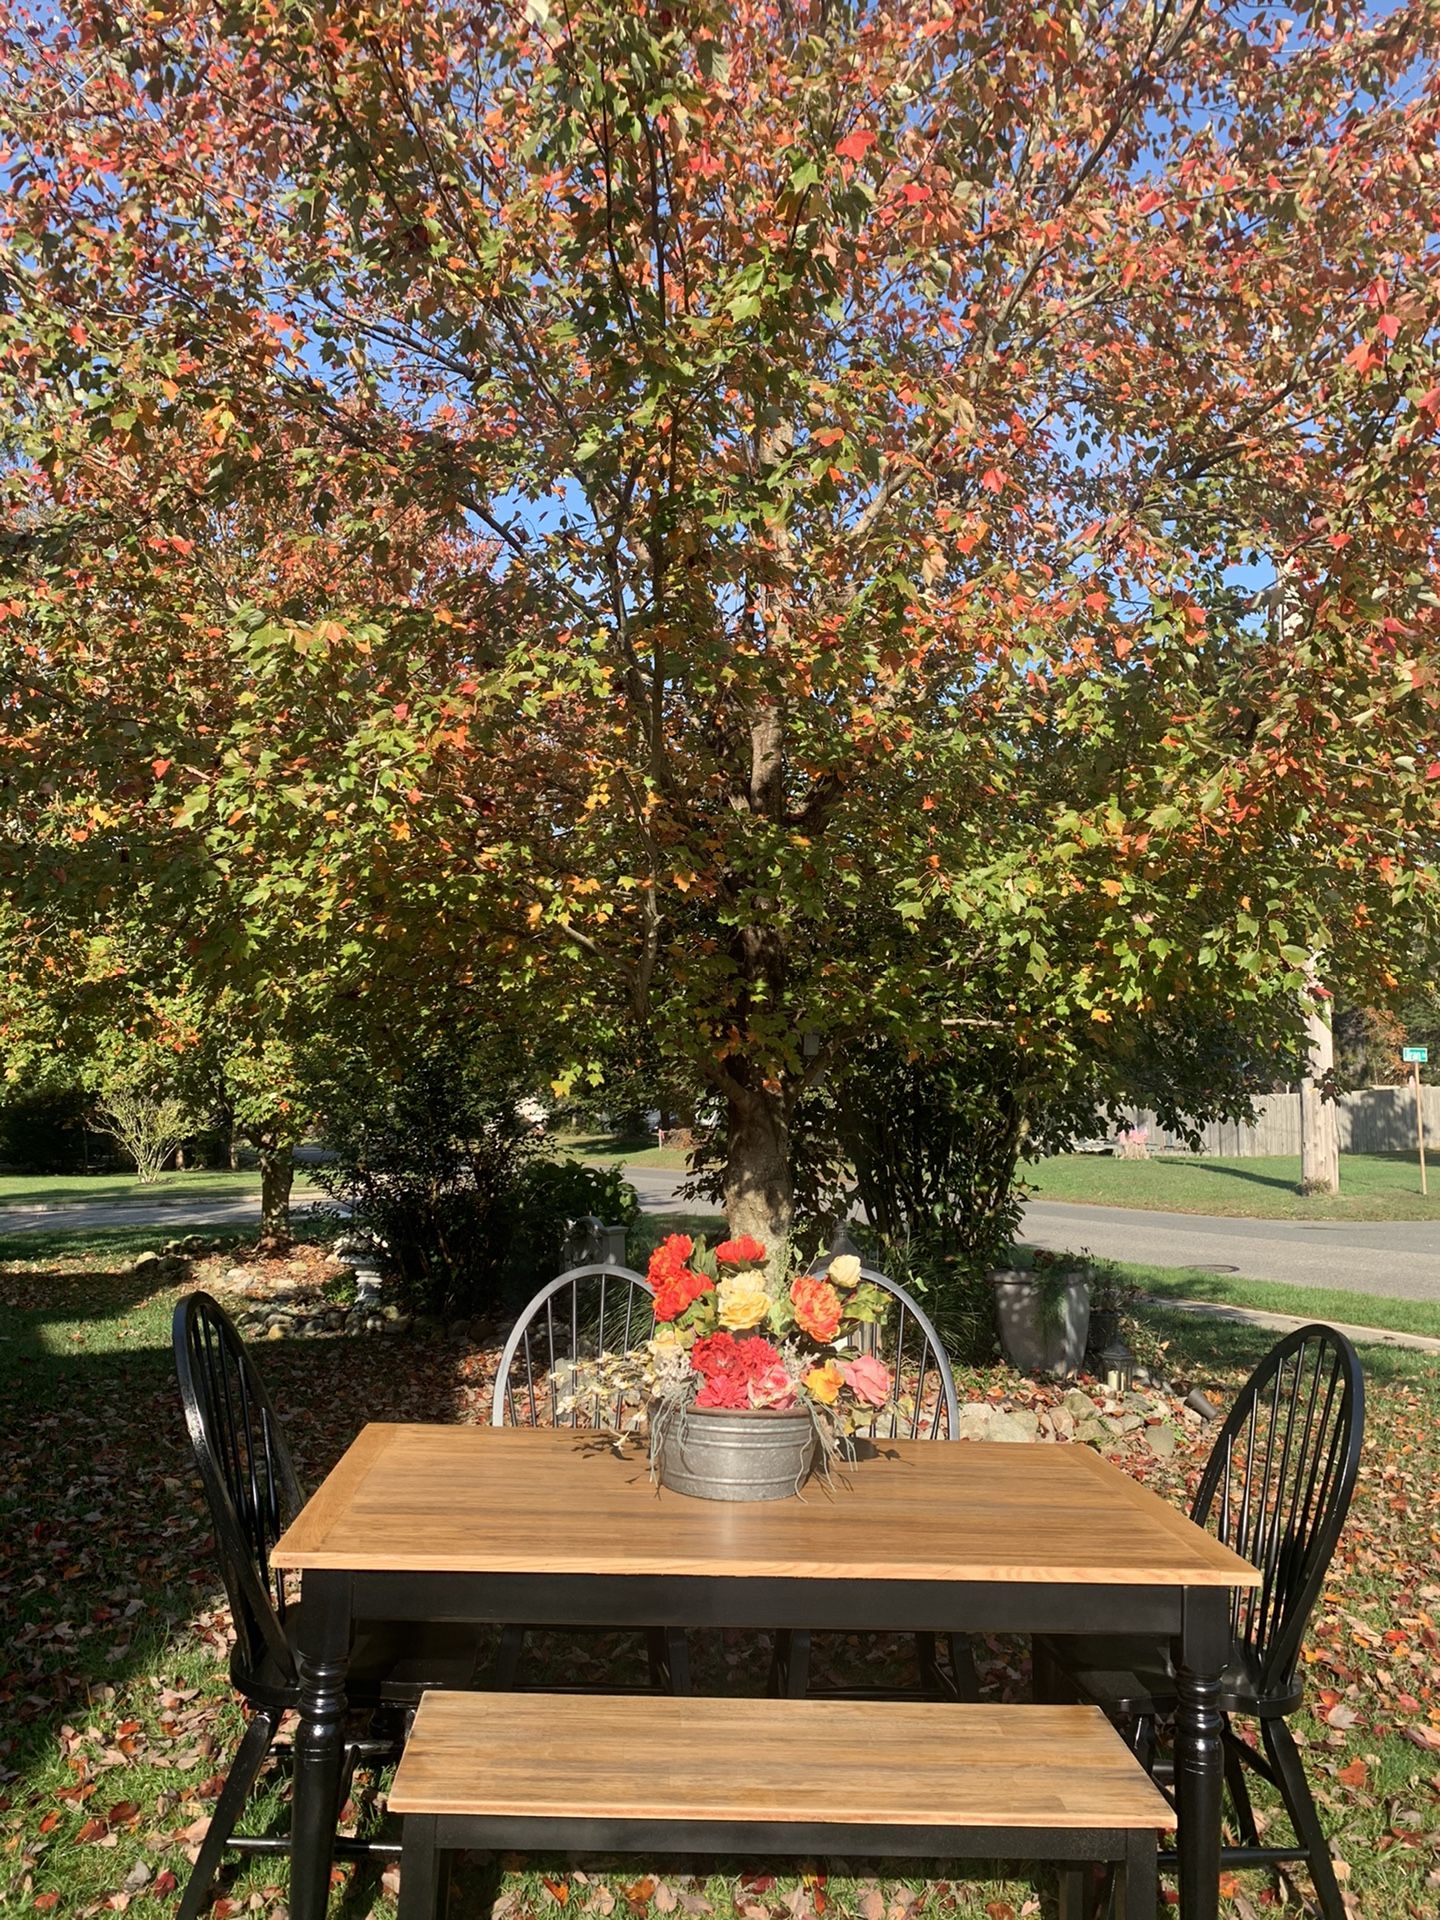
3, 1, 1440, 1239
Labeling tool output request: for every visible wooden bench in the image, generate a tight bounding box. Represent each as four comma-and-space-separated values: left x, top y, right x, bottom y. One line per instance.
389, 1693, 1175, 1920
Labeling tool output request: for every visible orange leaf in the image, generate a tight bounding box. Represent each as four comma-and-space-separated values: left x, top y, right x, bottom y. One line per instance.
836, 128, 876, 162
1336, 1758, 1368, 1789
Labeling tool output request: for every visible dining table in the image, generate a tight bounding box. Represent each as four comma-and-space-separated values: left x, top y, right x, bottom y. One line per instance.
270, 1423, 1259, 1920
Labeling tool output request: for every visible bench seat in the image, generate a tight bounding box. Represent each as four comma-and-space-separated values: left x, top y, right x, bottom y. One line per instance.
390, 1693, 1174, 1920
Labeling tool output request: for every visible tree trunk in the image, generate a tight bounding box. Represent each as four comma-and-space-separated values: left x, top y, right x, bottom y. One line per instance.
258, 1138, 294, 1247
1299, 978, 1340, 1196
722, 1088, 793, 1245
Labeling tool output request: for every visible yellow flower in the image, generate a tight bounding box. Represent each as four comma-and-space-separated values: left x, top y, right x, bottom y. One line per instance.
805, 1360, 845, 1405
649, 1325, 683, 1350
828, 1254, 862, 1290
716, 1271, 771, 1331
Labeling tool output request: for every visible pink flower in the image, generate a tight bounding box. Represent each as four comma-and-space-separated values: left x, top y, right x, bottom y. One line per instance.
747, 1359, 797, 1411
840, 1353, 891, 1409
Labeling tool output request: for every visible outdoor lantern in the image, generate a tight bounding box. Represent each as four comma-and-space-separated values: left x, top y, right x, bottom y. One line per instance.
1101, 1338, 1136, 1393
563, 1214, 628, 1268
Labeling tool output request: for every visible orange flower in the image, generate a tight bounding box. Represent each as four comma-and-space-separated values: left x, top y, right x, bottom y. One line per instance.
805, 1359, 845, 1405
790, 1272, 842, 1344
715, 1234, 767, 1267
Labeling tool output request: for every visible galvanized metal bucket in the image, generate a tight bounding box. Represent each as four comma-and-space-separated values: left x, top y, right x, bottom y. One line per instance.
656, 1405, 818, 1502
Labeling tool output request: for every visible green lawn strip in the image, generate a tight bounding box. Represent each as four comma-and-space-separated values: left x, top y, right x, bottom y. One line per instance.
0, 1169, 321, 1210
1108, 1260, 1440, 1343
1023, 1150, 1440, 1221
4, 1245, 1436, 1919
556, 1130, 693, 1171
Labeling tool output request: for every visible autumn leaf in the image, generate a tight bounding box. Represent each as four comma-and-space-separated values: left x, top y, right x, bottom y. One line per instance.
835, 128, 876, 162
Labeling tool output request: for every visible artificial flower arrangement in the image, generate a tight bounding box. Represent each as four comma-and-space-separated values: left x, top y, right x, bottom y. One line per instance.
553, 1232, 897, 1463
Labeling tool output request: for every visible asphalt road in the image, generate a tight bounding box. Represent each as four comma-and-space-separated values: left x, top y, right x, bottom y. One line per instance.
5, 1167, 1438, 1306
1020, 1199, 1440, 1304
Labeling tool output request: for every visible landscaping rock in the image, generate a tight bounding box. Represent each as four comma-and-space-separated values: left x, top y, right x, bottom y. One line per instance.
1144, 1424, 1177, 1457
985, 1409, 1036, 1443
131, 1250, 162, 1272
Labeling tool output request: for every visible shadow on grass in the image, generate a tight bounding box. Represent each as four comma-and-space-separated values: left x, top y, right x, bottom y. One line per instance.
1173, 1160, 1303, 1195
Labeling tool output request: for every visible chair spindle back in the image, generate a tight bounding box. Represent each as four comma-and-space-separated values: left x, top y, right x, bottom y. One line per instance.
172, 1292, 304, 1682
1193, 1323, 1364, 1700
492, 1264, 656, 1430
808, 1264, 959, 1441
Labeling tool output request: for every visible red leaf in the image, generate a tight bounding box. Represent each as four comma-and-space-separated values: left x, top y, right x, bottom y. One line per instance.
34, 1898, 61, 1912
812, 428, 845, 447
152, 758, 172, 779
152, 1873, 178, 1898
835, 128, 876, 163
76, 1817, 109, 1843
980, 467, 1006, 494
901, 182, 931, 204
1376, 313, 1401, 340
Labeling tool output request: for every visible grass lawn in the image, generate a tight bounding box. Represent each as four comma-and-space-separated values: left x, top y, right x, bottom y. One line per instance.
0, 1168, 319, 1211
1108, 1259, 1440, 1344
3, 1225, 1438, 1920
557, 1130, 693, 1171
1024, 1149, 1440, 1221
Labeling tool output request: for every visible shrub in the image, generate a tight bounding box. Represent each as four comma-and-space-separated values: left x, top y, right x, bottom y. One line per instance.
507, 1159, 641, 1284
92, 1052, 196, 1183
312, 1049, 642, 1321
0, 1083, 115, 1174
311, 1057, 536, 1320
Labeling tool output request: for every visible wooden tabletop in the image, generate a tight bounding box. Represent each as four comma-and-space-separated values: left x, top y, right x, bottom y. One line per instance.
389, 1692, 1178, 1830
272, 1424, 1258, 1587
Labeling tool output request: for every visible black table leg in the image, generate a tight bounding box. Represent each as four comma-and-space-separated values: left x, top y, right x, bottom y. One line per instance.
1174, 1590, 1228, 1920
290, 1570, 353, 1920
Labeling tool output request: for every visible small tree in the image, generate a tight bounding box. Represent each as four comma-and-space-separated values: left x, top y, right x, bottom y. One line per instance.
92, 1049, 195, 1185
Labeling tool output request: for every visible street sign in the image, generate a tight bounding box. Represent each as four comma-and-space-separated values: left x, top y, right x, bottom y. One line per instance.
1403, 1045, 1429, 1063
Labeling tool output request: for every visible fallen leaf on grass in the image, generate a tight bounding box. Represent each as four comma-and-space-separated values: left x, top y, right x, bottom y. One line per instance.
1337, 1758, 1369, 1789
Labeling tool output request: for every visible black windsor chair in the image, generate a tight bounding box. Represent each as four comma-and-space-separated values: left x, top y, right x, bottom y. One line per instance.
1034, 1322, 1365, 1920
172, 1292, 481, 1920
771, 1263, 980, 1703
489, 1263, 691, 1693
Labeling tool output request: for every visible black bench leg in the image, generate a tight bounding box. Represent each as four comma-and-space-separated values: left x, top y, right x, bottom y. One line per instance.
399, 1814, 447, 1920
1055, 1867, 1089, 1920
1122, 1832, 1158, 1920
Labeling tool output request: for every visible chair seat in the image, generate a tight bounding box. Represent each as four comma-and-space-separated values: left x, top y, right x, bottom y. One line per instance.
1036, 1632, 1278, 1719
240, 1605, 482, 1710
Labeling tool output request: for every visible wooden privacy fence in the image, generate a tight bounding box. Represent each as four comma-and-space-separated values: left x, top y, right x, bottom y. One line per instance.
1120, 1084, 1440, 1158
